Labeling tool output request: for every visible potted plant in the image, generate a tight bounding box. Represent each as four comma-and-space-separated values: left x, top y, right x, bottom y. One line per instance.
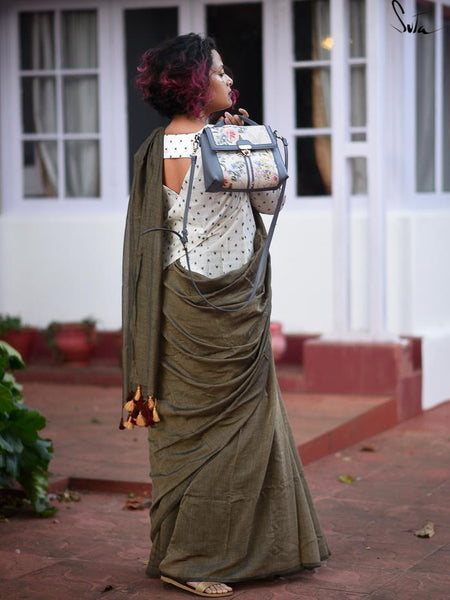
45, 318, 97, 366
0, 314, 35, 363
0, 340, 55, 516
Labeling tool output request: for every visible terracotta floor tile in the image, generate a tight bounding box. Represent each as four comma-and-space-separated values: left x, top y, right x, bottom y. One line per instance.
1, 385, 448, 600
325, 537, 444, 571
368, 571, 450, 600
283, 562, 399, 595
409, 545, 450, 574
0, 550, 59, 580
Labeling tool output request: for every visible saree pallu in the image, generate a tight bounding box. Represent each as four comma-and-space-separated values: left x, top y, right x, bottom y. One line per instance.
146, 227, 330, 582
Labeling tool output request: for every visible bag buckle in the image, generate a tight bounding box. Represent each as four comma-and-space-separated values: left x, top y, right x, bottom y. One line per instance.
238, 144, 252, 157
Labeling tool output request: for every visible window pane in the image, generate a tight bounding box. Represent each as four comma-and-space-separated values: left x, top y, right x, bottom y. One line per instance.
293, 0, 331, 61
350, 157, 367, 194
295, 67, 331, 128
351, 132, 366, 141
65, 141, 100, 197
296, 136, 331, 195
20, 12, 55, 70
61, 10, 98, 68
416, 0, 435, 192
349, 0, 365, 58
23, 141, 58, 197
350, 66, 366, 127
22, 77, 57, 133
63, 76, 99, 133
125, 7, 178, 186
443, 5, 450, 191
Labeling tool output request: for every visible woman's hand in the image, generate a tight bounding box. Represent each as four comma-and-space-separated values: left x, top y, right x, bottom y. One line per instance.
223, 108, 249, 125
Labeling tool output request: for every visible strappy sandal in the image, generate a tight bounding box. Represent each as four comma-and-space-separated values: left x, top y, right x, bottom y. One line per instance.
161, 575, 233, 597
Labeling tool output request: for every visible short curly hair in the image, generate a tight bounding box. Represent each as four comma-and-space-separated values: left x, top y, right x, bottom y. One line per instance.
136, 33, 220, 119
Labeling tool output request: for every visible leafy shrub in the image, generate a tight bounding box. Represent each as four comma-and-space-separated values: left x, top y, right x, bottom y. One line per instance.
0, 341, 55, 516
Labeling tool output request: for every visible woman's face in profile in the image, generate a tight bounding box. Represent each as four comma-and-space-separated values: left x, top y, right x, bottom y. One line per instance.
204, 49, 234, 116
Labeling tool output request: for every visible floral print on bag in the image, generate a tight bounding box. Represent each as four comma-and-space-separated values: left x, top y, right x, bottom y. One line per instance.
209, 125, 280, 189
217, 149, 279, 189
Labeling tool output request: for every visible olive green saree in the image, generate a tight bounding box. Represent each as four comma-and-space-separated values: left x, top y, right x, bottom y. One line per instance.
122, 128, 330, 584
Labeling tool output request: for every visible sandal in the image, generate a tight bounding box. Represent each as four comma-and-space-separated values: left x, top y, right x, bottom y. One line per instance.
161, 575, 233, 597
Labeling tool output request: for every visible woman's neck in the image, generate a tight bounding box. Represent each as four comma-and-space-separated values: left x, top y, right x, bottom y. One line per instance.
165, 114, 208, 134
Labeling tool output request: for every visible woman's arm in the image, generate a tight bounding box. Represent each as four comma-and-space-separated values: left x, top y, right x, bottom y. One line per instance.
249, 189, 286, 215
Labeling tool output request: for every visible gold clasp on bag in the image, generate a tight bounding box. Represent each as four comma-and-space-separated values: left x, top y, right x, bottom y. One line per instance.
238, 144, 252, 157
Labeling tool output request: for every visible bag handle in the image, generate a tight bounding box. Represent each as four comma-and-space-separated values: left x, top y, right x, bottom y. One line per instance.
142, 122, 288, 313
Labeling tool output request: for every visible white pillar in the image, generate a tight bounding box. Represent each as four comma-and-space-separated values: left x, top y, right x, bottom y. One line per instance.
367, 0, 387, 339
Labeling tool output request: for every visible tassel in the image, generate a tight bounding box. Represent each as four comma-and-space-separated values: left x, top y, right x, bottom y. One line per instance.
136, 412, 147, 427
124, 418, 134, 430
152, 399, 160, 423
148, 395, 155, 410
124, 399, 135, 412
134, 385, 142, 401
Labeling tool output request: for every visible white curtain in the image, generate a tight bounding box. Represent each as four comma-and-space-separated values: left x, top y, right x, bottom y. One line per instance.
31, 13, 58, 196
28, 10, 99, 198
349, 0, 366, 194
62, 11, 99, 197
415, 2, 435, 192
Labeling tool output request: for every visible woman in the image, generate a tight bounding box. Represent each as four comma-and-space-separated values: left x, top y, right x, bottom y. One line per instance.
122, 33, 330, 598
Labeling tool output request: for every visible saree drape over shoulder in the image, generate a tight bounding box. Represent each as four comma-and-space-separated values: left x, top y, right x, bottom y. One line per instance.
122, 128, 330, 584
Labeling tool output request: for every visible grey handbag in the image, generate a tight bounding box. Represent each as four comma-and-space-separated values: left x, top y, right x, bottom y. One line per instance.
199, 116, 288, 192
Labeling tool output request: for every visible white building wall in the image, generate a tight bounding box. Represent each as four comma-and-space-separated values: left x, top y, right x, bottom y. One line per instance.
0, 215, 124, 330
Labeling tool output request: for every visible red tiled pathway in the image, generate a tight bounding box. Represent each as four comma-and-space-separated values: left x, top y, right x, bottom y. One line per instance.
0, 384, 449, 599
16, 382, 396, 490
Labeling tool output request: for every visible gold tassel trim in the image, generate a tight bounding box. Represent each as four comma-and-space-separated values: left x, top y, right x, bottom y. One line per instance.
121, 387, 161, 430
124, 399, 135, 412
136, 412, 147, 427
152, 398, 160, 423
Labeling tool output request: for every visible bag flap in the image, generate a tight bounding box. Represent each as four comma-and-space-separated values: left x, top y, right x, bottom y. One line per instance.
202, 124, 277, 152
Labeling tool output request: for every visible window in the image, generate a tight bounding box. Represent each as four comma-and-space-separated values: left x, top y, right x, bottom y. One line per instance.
292, 0, 367, 197
415, 0, 450, 193
293, 0, 332, 196
19, 9, 100, 199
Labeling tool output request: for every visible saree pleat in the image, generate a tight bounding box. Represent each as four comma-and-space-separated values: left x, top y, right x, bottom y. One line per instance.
145, 225, 330, 582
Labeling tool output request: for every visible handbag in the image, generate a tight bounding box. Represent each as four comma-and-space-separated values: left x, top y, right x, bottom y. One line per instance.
142, 117, 288, 312
199, 116, 288, 192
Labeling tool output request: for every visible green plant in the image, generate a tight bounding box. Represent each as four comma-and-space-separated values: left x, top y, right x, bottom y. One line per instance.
0, 315, 24, 337
0, 341, 55, 516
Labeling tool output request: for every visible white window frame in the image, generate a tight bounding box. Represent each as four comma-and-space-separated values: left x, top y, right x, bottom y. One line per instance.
405, 0, 450, 209
0, 0, 127, 216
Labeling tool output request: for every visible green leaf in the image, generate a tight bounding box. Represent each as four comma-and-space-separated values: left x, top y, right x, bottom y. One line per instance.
0, 385, 14, 411
0, 342, 25, 371
0, 432, 24, 454
8, 408, 46, 443
1, 373, 23, 400
0, 348, 54, 516
5, 453, 19, 479
17, 468, 54, 515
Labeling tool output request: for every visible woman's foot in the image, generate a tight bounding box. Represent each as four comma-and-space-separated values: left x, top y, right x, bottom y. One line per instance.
161, 575, 233, 597
187, 581, 233, 596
